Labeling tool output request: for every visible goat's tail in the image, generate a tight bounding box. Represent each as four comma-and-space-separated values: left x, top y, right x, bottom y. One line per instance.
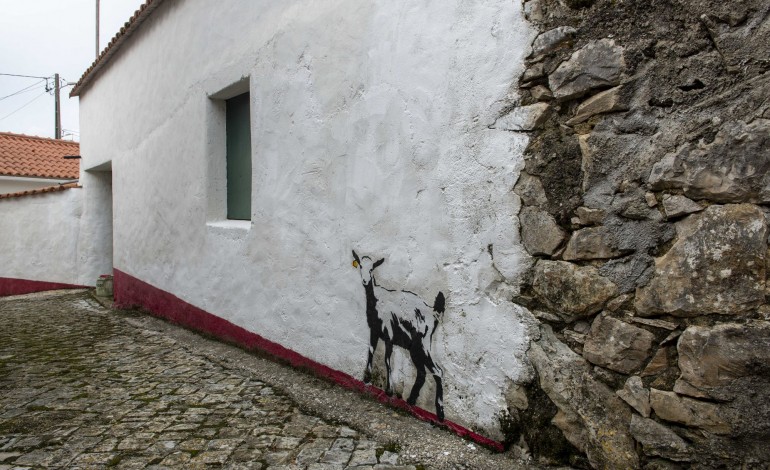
433, 291, 446, 315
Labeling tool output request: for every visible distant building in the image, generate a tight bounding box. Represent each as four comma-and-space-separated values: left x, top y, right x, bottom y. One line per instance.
0, 132, 79, 196
0, 132, 88, 296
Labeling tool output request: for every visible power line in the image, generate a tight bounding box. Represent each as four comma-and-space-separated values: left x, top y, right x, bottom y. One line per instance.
0, 79, 45, 102
0, 91, 48, 122
0, 72, 71, 135
0, 73, 51, 80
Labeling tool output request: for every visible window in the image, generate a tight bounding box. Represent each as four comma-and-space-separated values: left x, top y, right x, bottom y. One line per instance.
225, 92, 252, 220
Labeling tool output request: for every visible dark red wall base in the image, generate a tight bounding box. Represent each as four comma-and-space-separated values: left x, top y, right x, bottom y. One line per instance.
0, 277, 87, 297
113, 269, 504, 451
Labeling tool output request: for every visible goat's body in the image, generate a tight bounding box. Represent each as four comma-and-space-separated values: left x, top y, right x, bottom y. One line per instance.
372, 285, 437, 347
358, 265, 445, 421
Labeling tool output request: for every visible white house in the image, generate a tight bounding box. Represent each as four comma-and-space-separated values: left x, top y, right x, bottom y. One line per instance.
0, 132, 95, 296
68, 0, 537, 444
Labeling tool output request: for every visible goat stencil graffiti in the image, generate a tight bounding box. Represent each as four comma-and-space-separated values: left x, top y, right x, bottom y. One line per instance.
352, 250, 446, 421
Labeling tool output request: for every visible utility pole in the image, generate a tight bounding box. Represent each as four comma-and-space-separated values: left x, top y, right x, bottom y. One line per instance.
54, 73, 61, 139
96, 0, 100, 58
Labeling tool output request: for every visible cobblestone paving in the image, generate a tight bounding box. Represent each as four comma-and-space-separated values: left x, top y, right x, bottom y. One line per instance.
0, 291, 423, 469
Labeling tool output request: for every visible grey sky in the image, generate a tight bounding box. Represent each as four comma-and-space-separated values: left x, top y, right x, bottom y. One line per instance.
0, 0, 146, 140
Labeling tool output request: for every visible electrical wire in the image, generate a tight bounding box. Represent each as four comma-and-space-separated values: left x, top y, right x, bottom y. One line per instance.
0, 73, 50, 80
0, 79, 45, 101
0, 91, 48, 122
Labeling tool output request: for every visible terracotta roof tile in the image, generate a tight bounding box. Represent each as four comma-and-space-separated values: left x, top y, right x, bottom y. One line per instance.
0, 182, 81, 200
71, 0, 166, 97
0, 132, 80, 179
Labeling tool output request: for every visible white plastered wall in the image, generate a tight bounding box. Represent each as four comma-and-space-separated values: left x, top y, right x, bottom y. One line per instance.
0, 189, 84, 285
76, 168, 113, 286
78, 0, 536, 438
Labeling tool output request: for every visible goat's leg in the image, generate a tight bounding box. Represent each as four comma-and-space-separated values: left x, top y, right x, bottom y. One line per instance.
433, 373, 444, 421
364, 330, 379, 384
384, 340, 394, 396
407, 349, 426, 406
426, 359, 445, 421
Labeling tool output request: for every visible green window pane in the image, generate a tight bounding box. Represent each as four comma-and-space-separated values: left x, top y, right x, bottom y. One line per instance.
226, 92, 252, 220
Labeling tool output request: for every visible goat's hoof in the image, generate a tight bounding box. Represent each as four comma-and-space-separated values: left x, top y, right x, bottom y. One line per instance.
406, 398, 417, 406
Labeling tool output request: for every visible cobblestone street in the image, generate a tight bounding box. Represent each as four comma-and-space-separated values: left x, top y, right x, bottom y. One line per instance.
0, 291, 527, 470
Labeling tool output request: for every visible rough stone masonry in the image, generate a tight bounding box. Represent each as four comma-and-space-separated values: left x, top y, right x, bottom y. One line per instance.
502, 0, 770, 468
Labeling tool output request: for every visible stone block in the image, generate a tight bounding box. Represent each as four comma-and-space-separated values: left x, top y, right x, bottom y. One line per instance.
549, 39, 625, 101
530, 85, 553, 101
562, 226, 623, 260
641, 347, 671, 377
514, 172, 549, 208
519, 207, 566, 256
635, 204, 767, 316
629, 317, 678, 331
521, 62, 545, 83
527, 324, 639, 469
566, 86, 629, 125
531, 26, 577, 57
676, 321, 770, 400
532, 260, 618, 319
95, 275, 113, 298
552, 408, 589, 452
629, 415, 692, 461
649, 119, 770, 204
616, 376, 650, 417
493, 102, 550, 131
575, 206, 605, 225
583, 314, 655, 374
649, 389, 730, 434
661, 194, 703, 219
523, 0, 544, 24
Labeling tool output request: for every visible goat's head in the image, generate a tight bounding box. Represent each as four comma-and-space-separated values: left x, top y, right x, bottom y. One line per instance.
352, 250, 384, 285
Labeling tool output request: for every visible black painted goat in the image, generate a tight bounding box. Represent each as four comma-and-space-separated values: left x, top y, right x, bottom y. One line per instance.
352, 250, 446, 421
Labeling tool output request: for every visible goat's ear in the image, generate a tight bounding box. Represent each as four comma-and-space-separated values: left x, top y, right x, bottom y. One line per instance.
352, 250, 360, 264
373, 258, 385, 269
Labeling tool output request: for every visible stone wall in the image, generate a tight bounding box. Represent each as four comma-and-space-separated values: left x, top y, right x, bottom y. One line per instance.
506, 0, 770, 467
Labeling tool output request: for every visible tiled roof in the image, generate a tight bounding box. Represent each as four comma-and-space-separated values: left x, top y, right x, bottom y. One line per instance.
0, 132, 80, 179
71, 0, 166, 97
0, 182, 81, 200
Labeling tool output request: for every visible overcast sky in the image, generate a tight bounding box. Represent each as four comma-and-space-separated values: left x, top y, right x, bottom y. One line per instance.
0, 0, 146, 140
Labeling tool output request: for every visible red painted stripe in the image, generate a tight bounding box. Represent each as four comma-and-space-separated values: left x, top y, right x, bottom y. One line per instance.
113, 269, 504, 452
0, 277, 88, 297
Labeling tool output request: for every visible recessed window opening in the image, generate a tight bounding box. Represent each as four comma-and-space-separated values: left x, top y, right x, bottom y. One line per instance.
225, 92, 252, 220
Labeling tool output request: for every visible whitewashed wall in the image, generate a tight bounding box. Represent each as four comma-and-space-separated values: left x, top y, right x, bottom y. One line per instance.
76, 169, 114, 286
0, 189, 84, 285
79, 0, 535, 438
